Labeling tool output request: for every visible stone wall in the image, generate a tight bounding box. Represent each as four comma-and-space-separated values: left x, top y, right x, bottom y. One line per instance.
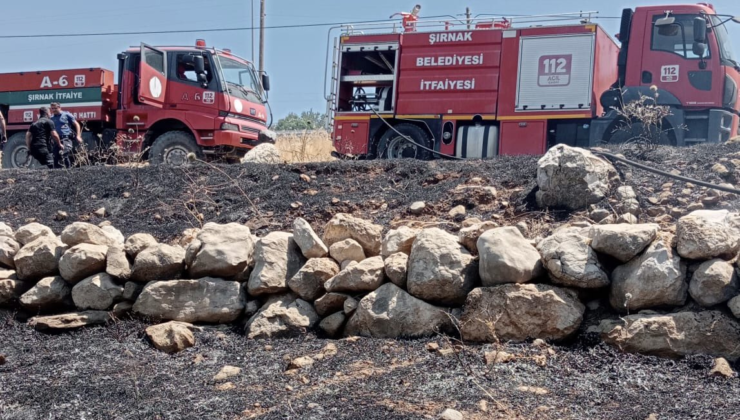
3, 207, 740, 361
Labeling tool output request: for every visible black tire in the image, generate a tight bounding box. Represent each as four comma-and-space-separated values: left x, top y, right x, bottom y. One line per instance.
149, 131, 203, 165
1, 132, 43, 169
377, 123, 433, 160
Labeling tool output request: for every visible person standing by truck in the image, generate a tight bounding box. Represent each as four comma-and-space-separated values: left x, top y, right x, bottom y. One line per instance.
0, 111, 6, 150
49, 102, 82, 168
25, 107, 62, 169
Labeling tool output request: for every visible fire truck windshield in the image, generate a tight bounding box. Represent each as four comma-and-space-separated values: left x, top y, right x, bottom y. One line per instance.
711, 16, 739, 66
217, 56, 264, 103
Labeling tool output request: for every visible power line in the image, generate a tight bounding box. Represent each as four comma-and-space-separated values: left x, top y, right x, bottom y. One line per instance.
0, 16, 623, 39
0, 18, 400, 39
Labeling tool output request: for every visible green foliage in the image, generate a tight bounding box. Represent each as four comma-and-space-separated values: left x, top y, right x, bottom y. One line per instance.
274, 110, 325, 131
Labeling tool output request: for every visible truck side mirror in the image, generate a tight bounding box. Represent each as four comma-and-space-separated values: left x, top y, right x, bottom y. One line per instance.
693, 17, 707, 44
261, 73, 271, 92
693, 41, 707, 58
193, 55, 205, 74
193, 56, 208, 88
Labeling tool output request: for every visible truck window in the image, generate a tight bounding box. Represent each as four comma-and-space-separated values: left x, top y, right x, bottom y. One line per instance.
175, 54, 213, 84
144, 47, 165, 74
652, 15, 710, 59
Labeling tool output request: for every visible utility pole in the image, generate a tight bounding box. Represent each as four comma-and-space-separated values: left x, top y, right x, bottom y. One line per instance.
251, 0, 255, 63
259, 0, 266, 74
466, 7, 471, 29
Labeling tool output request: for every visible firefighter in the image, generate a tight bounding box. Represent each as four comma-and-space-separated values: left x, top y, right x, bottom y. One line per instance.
25, 107, 62, 169
0, 111, 6, 150
49, 102, 83, 168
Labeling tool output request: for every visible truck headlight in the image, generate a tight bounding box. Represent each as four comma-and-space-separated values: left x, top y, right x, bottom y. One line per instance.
220, 123, 240, 131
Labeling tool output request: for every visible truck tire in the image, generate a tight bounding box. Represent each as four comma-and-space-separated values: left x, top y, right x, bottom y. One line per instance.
149, 131, 204, 166
377, 123, 433, 160
1, 133, 43, 169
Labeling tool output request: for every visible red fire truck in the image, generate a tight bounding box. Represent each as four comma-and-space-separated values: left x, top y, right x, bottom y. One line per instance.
0, 40, 272, 168
325, 4, 740, 159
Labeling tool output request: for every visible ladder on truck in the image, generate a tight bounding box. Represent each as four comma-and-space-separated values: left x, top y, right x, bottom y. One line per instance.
323, 10, 599, 130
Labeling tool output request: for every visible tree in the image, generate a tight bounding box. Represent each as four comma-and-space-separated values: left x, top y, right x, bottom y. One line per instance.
274, 110, 326, 131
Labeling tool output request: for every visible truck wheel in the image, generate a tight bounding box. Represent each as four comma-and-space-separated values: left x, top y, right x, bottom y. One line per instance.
377, 124, 433, 160
1, 133, 42, 169
149, 131, 204, 165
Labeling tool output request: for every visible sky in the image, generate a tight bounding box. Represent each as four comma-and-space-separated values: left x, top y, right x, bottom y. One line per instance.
0, 0, 739, 123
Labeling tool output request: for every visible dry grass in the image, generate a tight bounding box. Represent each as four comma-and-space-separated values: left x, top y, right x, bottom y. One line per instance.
275, 129, 336, 163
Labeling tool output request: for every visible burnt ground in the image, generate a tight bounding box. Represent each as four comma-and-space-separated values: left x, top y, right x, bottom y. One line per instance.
2, 312, 740, 420
3, 144, 740, 419
2, 143, 740, 243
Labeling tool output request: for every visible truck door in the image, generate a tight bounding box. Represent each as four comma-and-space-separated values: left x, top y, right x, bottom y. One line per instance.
639, 13, 722, 107
138, 44, 168, 108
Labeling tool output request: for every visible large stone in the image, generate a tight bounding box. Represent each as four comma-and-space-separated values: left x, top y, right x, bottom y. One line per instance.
131, 244, 186, 283
407, 228, 478, 306
459, 222, 498, 254
122, 281, 144, 301
729, 295, 740, 319
319, 312, 346, 338
146, 321, 197, 354
536, 144, 618, 210
15, 223, 55, 246
287, 258, 340, 301
324, 256, 385, 293
461, 284, 584, 342
188, 223, 255, 279
384, 252, 409, 289
0, 279, 29, 306
240, 143, 282, 164
314, 292, 351, 317
600, 311, 740, 361
478, 227, 542, 286
537, 228, 609, 289
58, 244, 108, 284
689, 259, 739, 307
245, 293, 319, 338
0, 236, 20, 269
13, 237, 65, 281
28, 311, 111, 331
590, 224, 660, 262
247, 232, 306, 296
106, 246, 132, 280
344, 283, 453, 338
101, 225, 125, 245
610, 241, 687, 312
61, 222, 119, 247
72, 273, 124, 311
322, 213, 383, 257
133, 278, 245, 323
0, 222, 13, 238
124, 233, 158, 258
293, 218, 328, 258
329, 239, 366, 264
381, 226, 419, 257
19, 276, 72, 312
676, 210, 740, 260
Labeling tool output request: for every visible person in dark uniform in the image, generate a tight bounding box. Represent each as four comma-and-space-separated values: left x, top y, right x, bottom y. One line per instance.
25, 107, 62, 169
50, 102, 82, 168
0, 111, 6, 150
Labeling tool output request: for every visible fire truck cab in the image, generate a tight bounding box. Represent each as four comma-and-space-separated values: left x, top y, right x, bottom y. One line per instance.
0, 40, 272, 168
325, 4, 740, 159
